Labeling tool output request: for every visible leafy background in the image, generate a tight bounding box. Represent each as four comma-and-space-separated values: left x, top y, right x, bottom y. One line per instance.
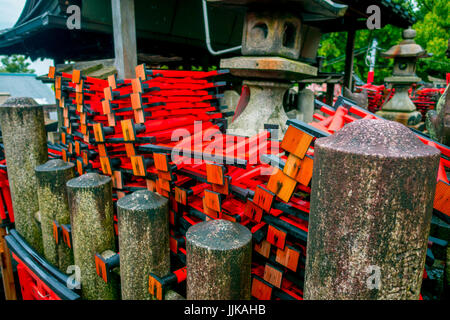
318, 0, 449, 84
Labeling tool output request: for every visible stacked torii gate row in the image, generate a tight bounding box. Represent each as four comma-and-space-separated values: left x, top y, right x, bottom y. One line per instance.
0, 0, 447, 302
0, 63, 447, 299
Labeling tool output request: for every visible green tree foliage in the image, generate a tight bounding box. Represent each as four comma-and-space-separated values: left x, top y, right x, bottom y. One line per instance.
319, 27, 401, 84
0, 55, 35, 74
318, 0, 449, 85
414, 0, 449, 79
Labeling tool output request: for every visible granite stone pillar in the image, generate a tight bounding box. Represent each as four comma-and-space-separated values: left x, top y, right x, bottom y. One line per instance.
0, 97, 48, 255
186, 219, 252, 300
35, 159, 75, 271
305, 119, 440, 300
117, 190, 170, 300
67, 173, 119, 300
297, 88, 314, 123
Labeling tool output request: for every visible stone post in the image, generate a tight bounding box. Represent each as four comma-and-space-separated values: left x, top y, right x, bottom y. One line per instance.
186, 219, 252, 300
67, 173, 119, 300
0, 97, 48, 255
297, 88, 314, 123
305, 119, 440, 300
117, 190, 170, 300
35, 159, 75, 271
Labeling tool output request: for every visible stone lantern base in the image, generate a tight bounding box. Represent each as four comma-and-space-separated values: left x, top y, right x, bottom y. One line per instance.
221, 56, 317, 136
376, 81, 422, 126
227, 80, 291, 136
376, 110, 422, 127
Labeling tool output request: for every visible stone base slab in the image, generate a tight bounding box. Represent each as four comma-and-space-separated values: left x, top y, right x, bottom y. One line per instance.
220, 56, 317, 81
376, 110, 422, 126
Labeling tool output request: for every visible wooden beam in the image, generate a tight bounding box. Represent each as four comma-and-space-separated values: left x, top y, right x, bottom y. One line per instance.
111, 0, 137, 79
325, 83, 335, 106
0, 220, 17, 300
343, 28, 356, 92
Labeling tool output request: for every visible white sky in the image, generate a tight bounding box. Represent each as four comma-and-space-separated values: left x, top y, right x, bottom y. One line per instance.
0, 0, 53, 76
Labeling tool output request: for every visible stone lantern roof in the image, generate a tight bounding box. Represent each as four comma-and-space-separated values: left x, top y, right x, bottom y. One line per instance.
381, 27, 430, 59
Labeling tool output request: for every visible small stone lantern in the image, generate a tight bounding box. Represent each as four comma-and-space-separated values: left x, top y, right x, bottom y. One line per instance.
376, 27, 430, 126
212, 0, 348, 136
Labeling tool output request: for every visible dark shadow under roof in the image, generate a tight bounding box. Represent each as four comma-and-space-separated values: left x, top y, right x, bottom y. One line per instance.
0, 0, 416, 63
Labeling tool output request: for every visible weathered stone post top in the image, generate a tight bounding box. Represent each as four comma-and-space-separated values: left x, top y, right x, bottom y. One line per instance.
117, 189, 168, 212
0, 96, 48, 255
66, 172, 111, 189
35, 159, 75, 271
117, 189, 170, 300
0, 97, 43, 130
186, 219, 252, 251
35, 159, 75, 175
0, 97, 39, 109
315, 119, 440, 159
305, 118, 441, 300
186, 219, 252, 300
66, 171, 118, 300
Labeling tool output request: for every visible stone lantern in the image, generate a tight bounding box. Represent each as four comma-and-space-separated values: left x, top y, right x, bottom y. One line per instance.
211, 0, 348, 136
376, 27, 430, 126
